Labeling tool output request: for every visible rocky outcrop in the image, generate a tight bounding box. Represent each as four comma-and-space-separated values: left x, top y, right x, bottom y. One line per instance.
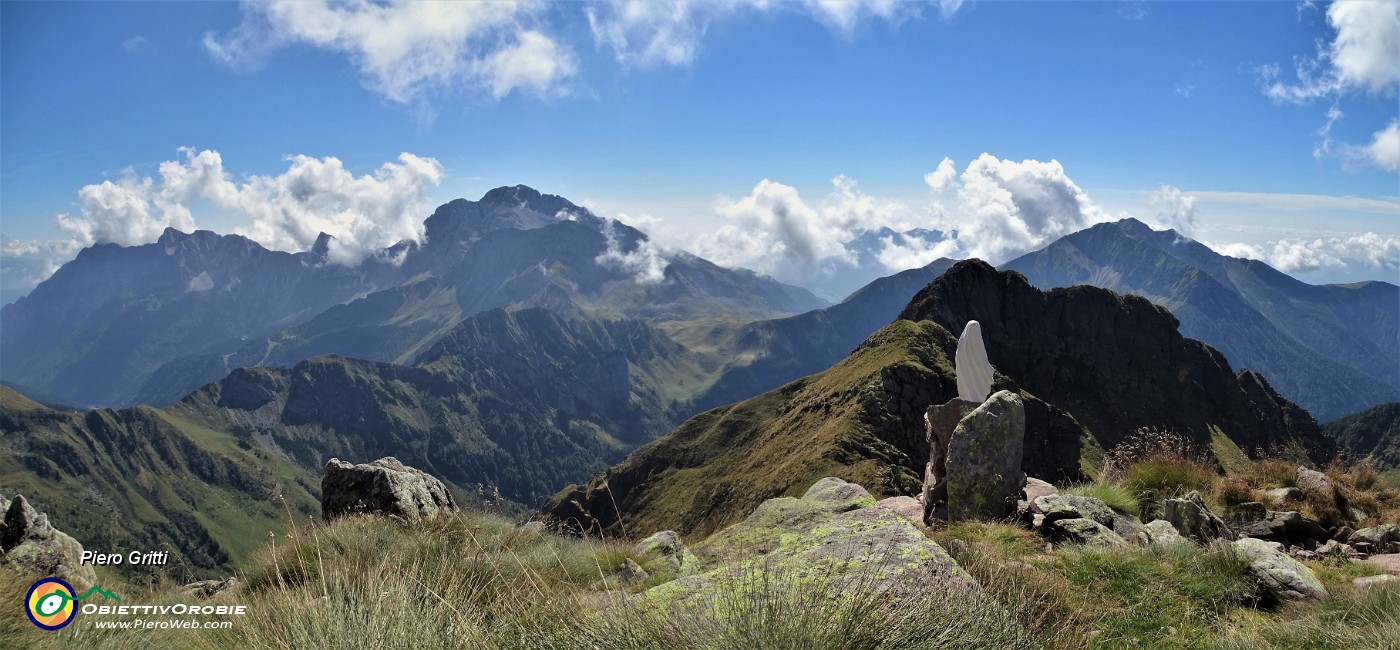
898, 259, 1337, 464
321, 457, 457, 523
182, 577, 238, 599
631, 531, 698, 578
946, 391, 1026, 521
638, 478, 978, 610
922, 398, 977, 522
1164, 491, 1234, 545
1046, 518, 1127, 546
0, 495, 97, 590
1233, 537, 1328, 601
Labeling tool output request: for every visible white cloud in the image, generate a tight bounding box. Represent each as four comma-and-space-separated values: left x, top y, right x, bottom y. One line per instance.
928, 153, 1108, 263
1150, 184, 1198, 235
1262, 0, 1400, 171
874, 232, 960, 271
21, 149, 444, 286
924, 157, 957, 191
204, 0, 576, 104
0, 237, 85, 290
1207, 232, 1400, 274
693, 175, 916, 282
586, 0, 936, 68
595, 220, 669, 284
1357, 118, 1400, 171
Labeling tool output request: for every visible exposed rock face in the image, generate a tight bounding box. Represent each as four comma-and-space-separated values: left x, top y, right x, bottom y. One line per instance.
1230, 504, 1328, 543
955, 321, 994, 403
876, 496, 925, 528
1349, 525, 1400, 547
898, 259, 1337, 464
639, 478, 978, 609
1295, 466, 1331, 495
922, 398, 978, 522
1233, 537, 1328, 601
631, 531, 698, 577
946, 390, 1025, 521
1164, 491, 1234, 545
0, 495, 97, 590
182, 577, 238, 599
1143, 520, 1187, 546
321, 457, 457, 523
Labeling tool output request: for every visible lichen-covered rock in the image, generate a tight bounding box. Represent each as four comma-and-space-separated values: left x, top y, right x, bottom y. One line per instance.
1265, 487, 1302, 504
877, 496, 926, 528
618, 558, 649, 584
1164, 491, 1233, 545
632, 531, 699, 577
1233, 537, 1328, 601
1295, 467, 1330, 495
1046, 517, 1127, 547
946, 390, 1025, 521
321, 457, 457, 522
1022, 477, 1058, 508
182, 577, 238, 599
1143, 519, 1187, 546
642, 478, 978, 611
1349, 524, 1400, 547
1034, 495, 1116, 528
0, 495, 97, 590
923, 398, 978, 523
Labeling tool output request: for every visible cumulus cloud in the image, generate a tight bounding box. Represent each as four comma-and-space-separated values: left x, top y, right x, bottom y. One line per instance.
595, 220, 669, 284
1261, 0, 1400, 170
926, 154, 1108, 263
586, 0, 938, 68
874, 232, 960, 271
204, 0, 576, 104
1208, 232, 1400, 274
0, 237, 85, 291
12, 148, 444, 287
924, 157, 957, 191
693, 175, 916, 283
1357, 118, 1400, 171
1150, 184, 1198, 235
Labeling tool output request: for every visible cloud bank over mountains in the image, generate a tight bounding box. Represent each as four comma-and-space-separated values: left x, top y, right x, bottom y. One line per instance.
4, 148, 1395, 297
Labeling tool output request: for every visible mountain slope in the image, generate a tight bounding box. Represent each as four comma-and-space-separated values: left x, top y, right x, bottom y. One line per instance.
1323, 403, 1400, 470
545, 260, 1333, 537
4, 185, 825, 409
1002, 218, 1400, 421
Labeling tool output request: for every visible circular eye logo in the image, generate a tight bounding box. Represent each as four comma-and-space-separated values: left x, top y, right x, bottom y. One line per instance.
26, 578, 77, 631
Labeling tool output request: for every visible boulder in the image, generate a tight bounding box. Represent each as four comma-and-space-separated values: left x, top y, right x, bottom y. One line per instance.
632, 531, 699, 577
1164, 491, 1233, 545
618, 558, 649, 584
1348, 524, 1400, 547
1046, 518, 1127, 547
1295, 466, 1330, 495
1022, 477, 1058, 509
1112, 515, 1149, 545
321, 457, 457, 523
1233, 537, 1328, 601
182, 577, 238, 599
1352, 574, 1399, 590
1143, 519, 1187, 546
0, 495, 97, 590
1364, 554, 1400, 575
520, 521, 548, 534
1233, 508, 1327, 544
644, 478, 980, 610
946, 390, 1026, 521
1265, 486, 1303, 504
1034, 495, 1116, 528
922, 398, 978, 522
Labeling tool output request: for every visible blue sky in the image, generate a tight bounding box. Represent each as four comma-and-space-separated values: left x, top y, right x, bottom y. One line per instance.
2, 0, 1397, 297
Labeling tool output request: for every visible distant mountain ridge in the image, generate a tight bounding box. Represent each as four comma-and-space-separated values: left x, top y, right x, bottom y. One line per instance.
1, 185, 826, 409
1003, 218, 1399, 422
1323, 403, 1400, 470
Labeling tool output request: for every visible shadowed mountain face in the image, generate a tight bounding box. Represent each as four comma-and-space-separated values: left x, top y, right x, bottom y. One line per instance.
1, 185, 825, 409
1323, 403, 1400, 470
546, 260, 1336, 538
0, 306, 702, 578
1002, 218, 1400, 422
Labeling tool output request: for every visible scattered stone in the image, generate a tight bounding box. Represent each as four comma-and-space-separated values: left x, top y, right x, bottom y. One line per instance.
1034, 495, 1116, 528
520, 521, 548, 534
321, 457, 457, 523
1238, 510, 1328, 543
1352, 574, 1399, 590
1233, 537, 1328, 601
0, 495, 97, 590
1295, 467, 1330, 495
1113, 515, 1149, 545
877, 496, 926, 528
1289, 549, 1317, 561
1164, 491, 1233, 546
946, 390, 1026, 522
632, 531, 699, 576
1264, 487, 1303, 504
1316, 540, 1339, 556
1046, 518, 1127, 547
182, 577, 238, 599
1332, 526, 1355, 542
